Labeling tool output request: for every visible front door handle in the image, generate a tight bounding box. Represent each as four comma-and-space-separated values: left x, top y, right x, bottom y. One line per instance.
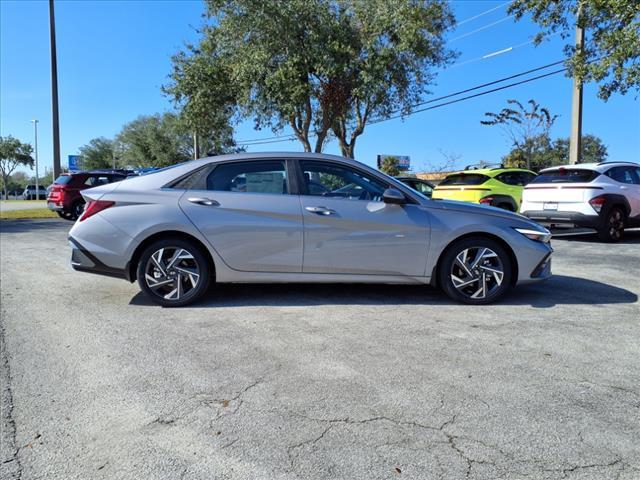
305, 206, 336, 215
188, 197, 220, 206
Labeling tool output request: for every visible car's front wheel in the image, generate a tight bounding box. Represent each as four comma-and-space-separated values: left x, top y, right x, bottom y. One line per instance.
438, 237, 513, 305
136, 238, 211, 307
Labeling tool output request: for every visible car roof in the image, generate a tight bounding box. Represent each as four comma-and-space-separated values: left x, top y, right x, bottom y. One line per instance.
448, 167, 534, 176
540, 161, 639, 173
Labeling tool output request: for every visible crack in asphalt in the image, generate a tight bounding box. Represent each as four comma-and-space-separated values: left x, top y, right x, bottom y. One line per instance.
285, 411, 631, 479
0, 307, 22, 480
146, 378, 264, 427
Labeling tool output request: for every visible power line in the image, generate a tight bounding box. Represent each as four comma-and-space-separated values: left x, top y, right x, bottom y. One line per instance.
456, 1, 513, 27
237, 60, 565, 145
448, 14, 516, 43
367, 68, 567, 125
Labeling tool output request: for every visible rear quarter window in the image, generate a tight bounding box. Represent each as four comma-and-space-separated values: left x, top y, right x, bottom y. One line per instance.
531, 169, 600, 184
439, 174, 489, 186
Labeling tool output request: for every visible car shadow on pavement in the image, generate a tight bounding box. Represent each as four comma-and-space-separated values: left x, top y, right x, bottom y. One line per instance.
0, 219, 70, 233
551, 228, 640, 244
129, 274, 637, 309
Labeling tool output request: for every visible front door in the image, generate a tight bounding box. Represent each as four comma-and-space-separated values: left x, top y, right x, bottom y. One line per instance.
179, 159, 303, 272
298, 160, 430, 276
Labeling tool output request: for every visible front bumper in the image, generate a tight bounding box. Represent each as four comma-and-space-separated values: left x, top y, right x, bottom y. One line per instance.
69, 237, 129, 280
522, 210, 601, 229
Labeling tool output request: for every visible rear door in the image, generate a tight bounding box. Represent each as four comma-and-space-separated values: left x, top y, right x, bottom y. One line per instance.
178, 159, 303, 272
297, 160, 430, 276
606, 166, 640, 218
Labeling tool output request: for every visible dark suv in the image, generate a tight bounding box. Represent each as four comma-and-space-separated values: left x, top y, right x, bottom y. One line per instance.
47, 170, 129, 220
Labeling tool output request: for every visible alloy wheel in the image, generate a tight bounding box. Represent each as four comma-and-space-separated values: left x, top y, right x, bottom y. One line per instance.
450, 247, 505, 299
144, 247, 201, 301
607, 210, 624, 240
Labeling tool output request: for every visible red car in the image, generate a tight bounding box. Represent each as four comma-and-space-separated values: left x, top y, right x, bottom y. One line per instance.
47, 170, 129, 220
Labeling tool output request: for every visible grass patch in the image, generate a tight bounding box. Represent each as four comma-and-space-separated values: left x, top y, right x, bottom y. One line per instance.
0, 208, 58, 220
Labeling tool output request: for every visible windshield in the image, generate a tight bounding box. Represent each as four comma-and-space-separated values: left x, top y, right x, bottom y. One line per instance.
439, 173, 489, 186
531, 169, 599, 184
54, 175, 72, 184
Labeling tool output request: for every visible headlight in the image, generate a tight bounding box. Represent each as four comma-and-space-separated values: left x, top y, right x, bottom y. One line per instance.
514, 227, 551, 243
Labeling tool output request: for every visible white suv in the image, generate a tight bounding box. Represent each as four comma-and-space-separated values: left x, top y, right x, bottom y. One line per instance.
520, 162, 640, 242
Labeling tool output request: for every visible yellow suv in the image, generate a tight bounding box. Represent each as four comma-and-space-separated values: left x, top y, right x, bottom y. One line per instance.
432, 165, 537, 211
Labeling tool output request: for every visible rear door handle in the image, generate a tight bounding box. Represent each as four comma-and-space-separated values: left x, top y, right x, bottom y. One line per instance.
305, 206, 336, 215
188, 197, 220, 206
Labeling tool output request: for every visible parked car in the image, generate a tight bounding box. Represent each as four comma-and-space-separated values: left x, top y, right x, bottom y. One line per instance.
396, 176, 435, 198
520, 161, 640, 242
432, 165, 537, 211
22, 185, 48, 200
68, 153, 552, 307
47, 170, 128, 220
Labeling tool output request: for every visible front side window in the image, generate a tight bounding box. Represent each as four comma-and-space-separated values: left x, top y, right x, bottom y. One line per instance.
300, 161, 388, 201
206, 161, 288, 195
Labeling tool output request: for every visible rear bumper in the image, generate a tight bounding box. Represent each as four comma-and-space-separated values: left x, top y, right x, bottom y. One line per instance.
69, 236, 130, 280
47, 201, 64, 211
522, 210, 601, 229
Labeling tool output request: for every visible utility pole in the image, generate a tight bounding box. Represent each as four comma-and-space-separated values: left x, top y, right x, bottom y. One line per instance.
49, 0, 61, 177
31, 120, 40, 198
193, 132, 200, 160
569, 3, 584, 164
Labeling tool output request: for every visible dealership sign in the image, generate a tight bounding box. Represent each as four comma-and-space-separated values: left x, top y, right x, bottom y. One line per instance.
68, 155, 81, 172
377, 154, 410, 171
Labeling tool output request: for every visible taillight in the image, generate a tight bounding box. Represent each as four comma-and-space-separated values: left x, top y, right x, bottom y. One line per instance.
588, 196, 605, 213
79, 200, 114, 222
479, 196, 493, 205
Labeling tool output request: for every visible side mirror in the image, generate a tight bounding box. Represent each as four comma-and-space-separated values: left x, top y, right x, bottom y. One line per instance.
382, 188, 406, 205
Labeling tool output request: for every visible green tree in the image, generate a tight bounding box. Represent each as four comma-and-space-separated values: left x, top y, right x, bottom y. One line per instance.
0, 136, 34, 199
379, 156, 401, 176
165, 0, 455, 158
503, 134, 608, 170
163, 49, 238, 157
481, 99, 558, 170
78, 137, 115, 170
116, 113, 193, 168
509, 0, 640, 100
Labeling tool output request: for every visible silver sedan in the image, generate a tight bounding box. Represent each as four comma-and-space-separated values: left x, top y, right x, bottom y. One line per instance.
68, 152, 552, 306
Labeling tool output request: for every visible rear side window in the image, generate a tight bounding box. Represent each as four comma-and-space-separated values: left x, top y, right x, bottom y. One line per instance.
496, 172, 537, 186
439, 174, 489, 186
54, 175, 72, 185
606, 166, 640, 185
207, 161, 288, 195
531, 169, 600, 184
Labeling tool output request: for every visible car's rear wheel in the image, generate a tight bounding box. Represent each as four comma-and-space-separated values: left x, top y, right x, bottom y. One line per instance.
438, 237, 513, 305
136, 238, 211, 307
597, 207, 625, 242
56, 211, 74, 220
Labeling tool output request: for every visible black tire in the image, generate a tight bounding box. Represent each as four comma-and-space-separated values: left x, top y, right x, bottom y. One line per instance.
496, 203, 514, 211
597, 207, 625, 242
57, 210, 75, 221
136, 238, 211, 307
438, 237, 513, 305
72, 200, 85, 219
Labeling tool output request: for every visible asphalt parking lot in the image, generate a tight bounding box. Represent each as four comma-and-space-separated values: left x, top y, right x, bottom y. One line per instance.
1, 219, 639, 480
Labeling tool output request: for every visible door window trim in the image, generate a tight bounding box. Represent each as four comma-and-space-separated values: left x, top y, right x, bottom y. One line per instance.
293, 158, 420, 204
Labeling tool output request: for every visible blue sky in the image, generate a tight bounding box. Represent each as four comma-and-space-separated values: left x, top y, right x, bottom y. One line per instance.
1, 0, 639, 177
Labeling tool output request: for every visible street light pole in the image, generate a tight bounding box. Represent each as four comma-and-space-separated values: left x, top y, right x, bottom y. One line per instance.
31, 120, 40, 199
